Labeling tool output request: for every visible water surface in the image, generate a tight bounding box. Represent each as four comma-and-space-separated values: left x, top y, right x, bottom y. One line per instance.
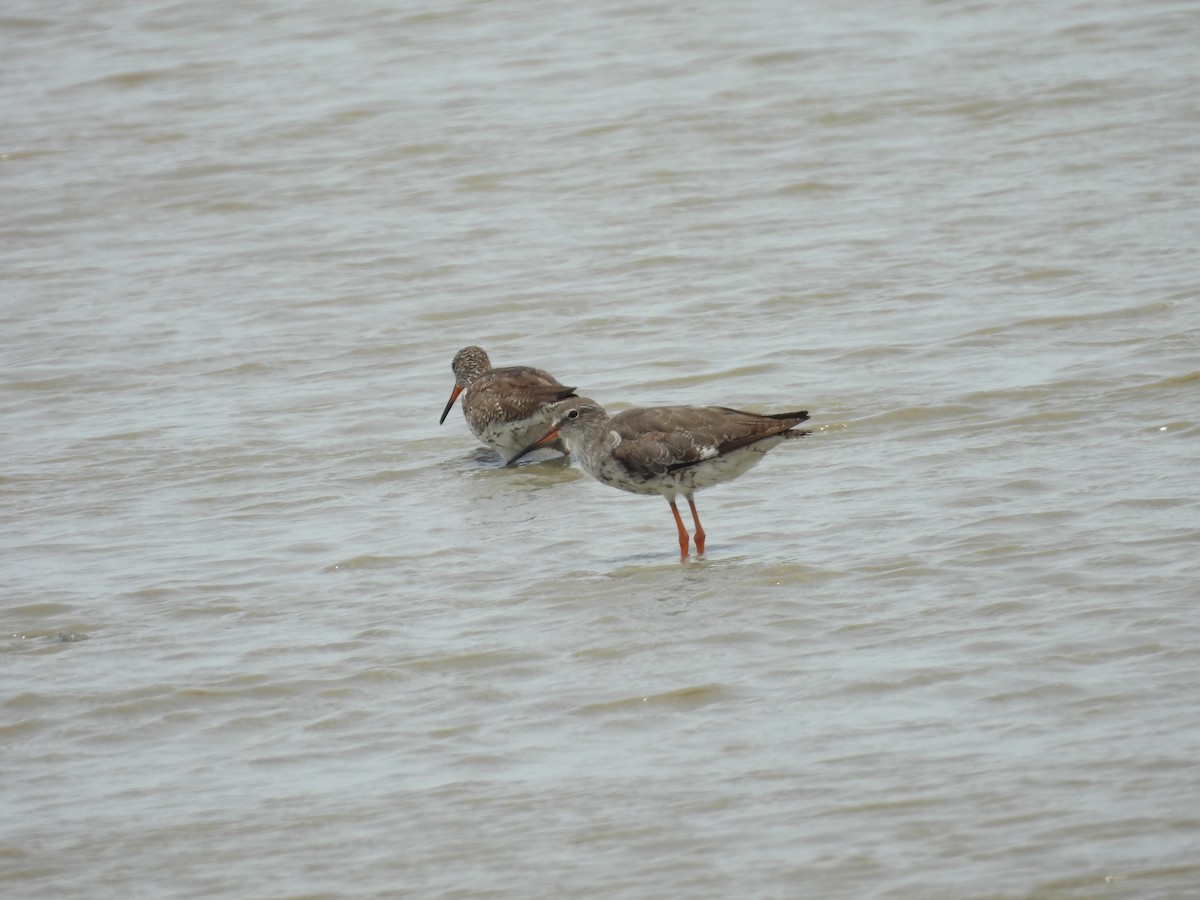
4, 0, 1199, 897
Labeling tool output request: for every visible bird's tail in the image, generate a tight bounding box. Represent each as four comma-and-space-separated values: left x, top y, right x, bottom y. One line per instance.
774, 410, 811, 439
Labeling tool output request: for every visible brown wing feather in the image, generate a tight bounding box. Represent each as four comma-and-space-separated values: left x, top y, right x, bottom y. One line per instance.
470, 367, 576, 419
606, 408, 703, 476
708, 407, 809, 453
609, 406, 809, 475
610, 430, 710, 476
483, 366, 573, 393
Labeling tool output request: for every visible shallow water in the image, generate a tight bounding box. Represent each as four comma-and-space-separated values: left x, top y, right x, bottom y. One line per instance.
4, 0, 1199, 897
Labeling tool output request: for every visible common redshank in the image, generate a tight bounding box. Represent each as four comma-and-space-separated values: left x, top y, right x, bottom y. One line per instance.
438, 346, 577, 462
511, 397, 810, 560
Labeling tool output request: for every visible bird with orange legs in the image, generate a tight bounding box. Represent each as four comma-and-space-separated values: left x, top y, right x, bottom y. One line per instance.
512, 397, 810, 560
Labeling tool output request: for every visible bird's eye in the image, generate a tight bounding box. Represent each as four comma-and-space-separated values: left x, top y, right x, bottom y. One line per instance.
567, 409, 580, 419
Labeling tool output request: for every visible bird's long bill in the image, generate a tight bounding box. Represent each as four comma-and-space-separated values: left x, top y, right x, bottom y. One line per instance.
438, 385, 464, 424
508, 427, 560, 464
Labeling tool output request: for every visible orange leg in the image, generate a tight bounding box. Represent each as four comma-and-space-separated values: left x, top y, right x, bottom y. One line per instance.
668, 500, 690, 561
687, 495, 706, 556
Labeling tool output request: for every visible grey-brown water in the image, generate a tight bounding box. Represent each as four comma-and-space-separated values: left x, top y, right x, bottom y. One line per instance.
4, 1, 1198, 897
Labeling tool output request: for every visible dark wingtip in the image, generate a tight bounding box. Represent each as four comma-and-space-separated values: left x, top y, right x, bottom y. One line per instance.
767, 409, 809, 422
